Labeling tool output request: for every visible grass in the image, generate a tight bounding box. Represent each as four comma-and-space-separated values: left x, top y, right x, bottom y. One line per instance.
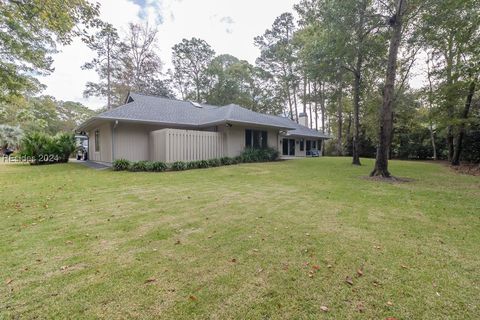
1, 157, 479, 319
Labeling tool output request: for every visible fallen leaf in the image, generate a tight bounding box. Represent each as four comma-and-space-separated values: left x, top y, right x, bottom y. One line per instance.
5, 278, 13, 285
327, 264, 333, 268
230, 258, 236, 263
385, 318, 398, 320
401, 264, 409, 269
386, 301, 394, 306
312, 265, 321, 271
345, 276, 354, 286
65, 240, 73, 245
305, 233, 310, 236
357, 269, 364, 277
174, 240, 181, 245
189, 295, 198, 301
356, 302, 365, 313
60, 265, 68, 271
144, 277, 156, 284
320, 306, 329, 312
253, 249, 259, 252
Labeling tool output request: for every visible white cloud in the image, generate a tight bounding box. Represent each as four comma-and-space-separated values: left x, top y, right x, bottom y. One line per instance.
37, 0, 298, 110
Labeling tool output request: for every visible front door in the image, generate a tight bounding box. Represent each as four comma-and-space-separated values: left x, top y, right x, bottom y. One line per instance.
289, 139, 295, 156
282, 139, 289, 155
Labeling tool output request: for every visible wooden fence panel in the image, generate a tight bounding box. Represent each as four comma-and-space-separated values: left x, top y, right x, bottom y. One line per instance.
150, 129, 226, 163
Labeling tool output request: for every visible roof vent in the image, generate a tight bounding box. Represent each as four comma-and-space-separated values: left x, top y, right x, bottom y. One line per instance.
189, 101, 202, 108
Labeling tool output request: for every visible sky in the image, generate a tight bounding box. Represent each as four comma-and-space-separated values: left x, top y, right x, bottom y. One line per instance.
37, 0, 299, 110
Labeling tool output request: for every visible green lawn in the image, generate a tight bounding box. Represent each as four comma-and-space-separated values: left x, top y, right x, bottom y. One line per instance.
1, 158, 479, 319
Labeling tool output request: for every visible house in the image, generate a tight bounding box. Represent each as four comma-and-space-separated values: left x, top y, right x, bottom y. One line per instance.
76, 93, 330, 164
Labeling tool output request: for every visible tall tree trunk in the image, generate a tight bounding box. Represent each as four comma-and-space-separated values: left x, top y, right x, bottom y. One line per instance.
313, 81, 319, 130
444, 36, 455, 161
308, 81, 313, 128
346, 112, 352, 153
320, 82, 326, 133
107, 47, 112, 110
286, 87, 294, 120
303, 74, 307, 114
370, 0, 405, 177
293, 86, 299, 122
352, 0, 366, 165
336, 86, 344, 156
426, 54, 437, 160
452, 80, 476, 166
430, 125, 437, 160
352, 67, 362, 165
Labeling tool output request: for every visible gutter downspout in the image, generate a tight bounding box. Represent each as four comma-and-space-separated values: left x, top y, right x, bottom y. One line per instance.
112, 120, 118, 162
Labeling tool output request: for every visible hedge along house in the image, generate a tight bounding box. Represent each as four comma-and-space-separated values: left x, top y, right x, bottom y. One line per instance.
76, 93, 331, 164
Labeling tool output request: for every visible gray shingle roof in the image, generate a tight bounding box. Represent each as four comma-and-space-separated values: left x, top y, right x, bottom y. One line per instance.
267, 115, 331, 139
78, 93, 331, 139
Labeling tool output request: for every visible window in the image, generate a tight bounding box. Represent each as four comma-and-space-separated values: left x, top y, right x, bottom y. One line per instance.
312, 140, 317, 149
95, 130, 100, 152
245, 129, 268, 149
300, 139, 304, 151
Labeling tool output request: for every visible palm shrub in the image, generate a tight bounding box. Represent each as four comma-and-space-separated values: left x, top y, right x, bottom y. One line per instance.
240, 147, 279, 163
197, 160, 210, 168
113, 159, 130, 171
129, 161, 149, 172
220, 157, 234, 165
53, 133, 76, 162
171, 161, 187, 171
208, 158, 221, 167
151, 161, 167, 172
20, 132, 52, 164
187, 161, 200, 169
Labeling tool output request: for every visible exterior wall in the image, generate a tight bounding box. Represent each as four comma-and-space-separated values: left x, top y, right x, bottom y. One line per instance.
150, 128, 225, 163
114, 123, 155, 162
88, 122, 112, 163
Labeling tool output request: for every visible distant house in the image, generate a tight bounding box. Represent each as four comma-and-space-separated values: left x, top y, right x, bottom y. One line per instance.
77, 93, 330, 164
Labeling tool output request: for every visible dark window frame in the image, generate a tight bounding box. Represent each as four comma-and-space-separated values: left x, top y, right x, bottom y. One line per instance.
94, 130, 100, 152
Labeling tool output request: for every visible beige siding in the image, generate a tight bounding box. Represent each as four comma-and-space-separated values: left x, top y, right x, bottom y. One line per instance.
150, 128, 225, 163
114, 123, 151, 162
88, 122, 112, 163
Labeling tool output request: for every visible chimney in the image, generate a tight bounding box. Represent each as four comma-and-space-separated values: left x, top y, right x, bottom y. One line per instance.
298, 112, 309, 128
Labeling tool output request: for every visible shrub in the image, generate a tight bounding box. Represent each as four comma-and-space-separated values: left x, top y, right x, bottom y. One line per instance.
20, 132, 76, 165
129, 161, 149, 172
171, 161, 187, 171
20, 132, 53, 164
151, 161, 168, 172
112, 159, 130, 171
234, 156, 243, 164
239, 147, 279, 163
54, 133, 76, 162
208, 158, 221, 167
186, 161, 200, 169
197, 160, 210, 168
220, 157, 234, 165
